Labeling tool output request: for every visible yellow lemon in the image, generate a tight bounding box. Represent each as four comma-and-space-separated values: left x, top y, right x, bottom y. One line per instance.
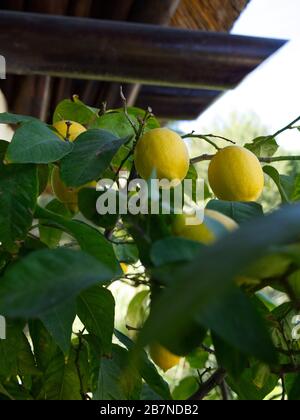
134, 128, 189, 183
120, 263, 128, 274
51, 166, 79, 212
149, 343, 181, 372
173, 209, 238, 245
53, 120, 86, 142
51, 167, 97, 212
208, 146, 264, 202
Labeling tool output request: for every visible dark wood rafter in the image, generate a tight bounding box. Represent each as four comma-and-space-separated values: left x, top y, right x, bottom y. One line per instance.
129, 0, 181, 25
87, 0, 182, 110
136, 87, 222, 120
0, 0, 284, 121
0, 11, 285, 88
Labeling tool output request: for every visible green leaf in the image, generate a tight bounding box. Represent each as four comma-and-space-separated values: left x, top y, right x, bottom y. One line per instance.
139, 204, 300, 363
287, 270, 300, 298
0, 139, 8, 157
0, 383, 14, 400
206, 200, 264, 224
245, 136, 278, 157
38, 164, 49, 195
6, 121, 73, 164
53, 98, 97, 125
212, 333, 248, 379
17, 332, 40, 377
126, 291, 149, 331
126, 107, 160, 132
0, 112, 37, 125
0, 321, 24, 378
38, 351, 82, 400
0, 248, 116, 318
227, 364, 278, 400
114, 330, 171, 400
290, 174, 300, 202
186, 347, 209, 369
78, 188, 118, 229
140, 384, 163, 400
77, 287, 115, 355
36, 206, 120, 273
39, 199, 71, 248
151, 237, 204, 267
39, 299, 76, 355
200, 289, 277, 364
243, 252, 291, 280
60, 129, 130, 187
113, 241, 139, 265
29, 320, 59, 371
0, 162, 38, 251
91, 111, 137, 138
172, 377, 199, 400
287, 374, 300, 400
95, 344, 142, 400
263, 165, 290, 204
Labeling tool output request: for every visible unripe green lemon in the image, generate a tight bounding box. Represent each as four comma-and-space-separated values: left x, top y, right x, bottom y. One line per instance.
208, 146, 264, 202
149, 343, 181, 372
134, 128, 189, 183
53, 120, 86, 142
173, 209, 238, 245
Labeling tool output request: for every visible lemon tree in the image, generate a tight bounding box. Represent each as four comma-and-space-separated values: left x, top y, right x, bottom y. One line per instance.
0, 96, 300, 401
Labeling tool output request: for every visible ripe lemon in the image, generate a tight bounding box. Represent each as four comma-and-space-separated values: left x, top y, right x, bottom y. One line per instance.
53, 120, 86, 142
51, 168, 96, 212
120, 263, 129, 274
134, 128, 189, 184
149, 343, 181, 372
173, 209, 237, 245
208, 146, 264, 202
51, 166, 79, 212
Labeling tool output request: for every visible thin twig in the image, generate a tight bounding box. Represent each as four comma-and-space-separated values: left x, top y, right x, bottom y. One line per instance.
281, 375, 286, 401
190, 154, 215, 164
273, 115, 300, 137
190, 154, 300, 165
113, 149, 133, 182
182, 134, 220, 151
120, 86, 138, 137
272, 364, 300, 375
219, 380, 231, 401
202, 133, 236, 144
200, 344, 216, 355
188, 369, 227, 400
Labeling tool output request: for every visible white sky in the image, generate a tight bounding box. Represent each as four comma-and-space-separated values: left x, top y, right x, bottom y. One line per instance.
180, 0, 300, 151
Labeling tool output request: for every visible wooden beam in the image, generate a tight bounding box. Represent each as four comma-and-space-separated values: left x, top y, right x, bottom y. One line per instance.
0, 11, 286, 90
136, 87, 222, 120
129, 0, 181, 25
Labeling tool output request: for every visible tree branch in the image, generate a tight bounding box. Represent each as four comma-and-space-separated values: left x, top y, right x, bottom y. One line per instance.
272, 364, 300, 375
190, 154, 300, 165
188, 369, 227, 400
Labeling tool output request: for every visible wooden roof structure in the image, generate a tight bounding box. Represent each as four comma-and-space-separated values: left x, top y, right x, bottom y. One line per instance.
0, 0, 285, 121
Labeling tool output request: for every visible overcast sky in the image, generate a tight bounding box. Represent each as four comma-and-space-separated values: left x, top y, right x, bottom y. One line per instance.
180, 0, 300, 151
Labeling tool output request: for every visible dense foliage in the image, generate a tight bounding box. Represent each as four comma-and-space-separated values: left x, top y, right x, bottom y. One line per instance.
0, 95, 300, 400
